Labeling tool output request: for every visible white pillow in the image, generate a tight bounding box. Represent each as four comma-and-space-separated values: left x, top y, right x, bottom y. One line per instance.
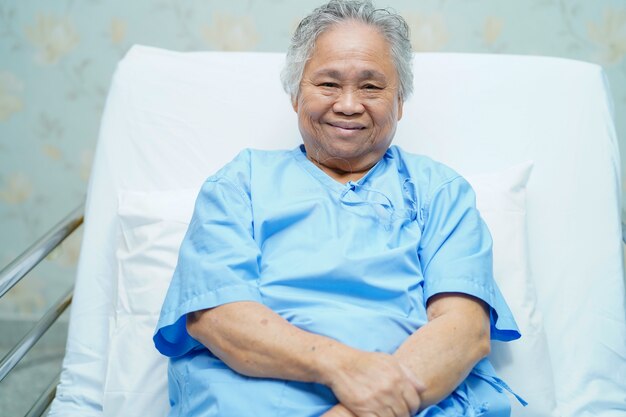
104, 163, 555, 417
467, 162, 557, 417
103, 189, 198, 417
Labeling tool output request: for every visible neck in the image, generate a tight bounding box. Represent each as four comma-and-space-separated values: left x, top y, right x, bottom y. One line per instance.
307, 155, 370, 184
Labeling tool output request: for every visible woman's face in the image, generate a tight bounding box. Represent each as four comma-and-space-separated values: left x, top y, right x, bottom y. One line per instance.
294, 21, 403, 181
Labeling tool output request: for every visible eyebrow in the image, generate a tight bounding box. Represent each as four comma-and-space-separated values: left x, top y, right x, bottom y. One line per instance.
311, 69, 388, 81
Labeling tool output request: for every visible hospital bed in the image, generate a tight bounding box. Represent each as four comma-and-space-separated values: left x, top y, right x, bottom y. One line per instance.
2, 46, 624, 417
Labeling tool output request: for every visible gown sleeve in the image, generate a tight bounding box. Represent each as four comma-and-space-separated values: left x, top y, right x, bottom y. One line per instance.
153, 174, 263, 357
418, 175, 521, 342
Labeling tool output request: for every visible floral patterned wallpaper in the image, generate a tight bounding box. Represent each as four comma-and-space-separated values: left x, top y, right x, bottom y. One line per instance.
1, 0, 625, 318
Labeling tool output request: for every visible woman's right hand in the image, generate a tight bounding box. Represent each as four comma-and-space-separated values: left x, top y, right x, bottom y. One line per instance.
323, 350, 423, 417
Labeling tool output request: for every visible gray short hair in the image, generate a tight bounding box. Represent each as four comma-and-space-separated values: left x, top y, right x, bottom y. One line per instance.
281, 0, 413, 103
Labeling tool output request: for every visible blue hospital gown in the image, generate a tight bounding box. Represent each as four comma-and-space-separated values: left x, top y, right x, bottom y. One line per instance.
154, 145, 524, 417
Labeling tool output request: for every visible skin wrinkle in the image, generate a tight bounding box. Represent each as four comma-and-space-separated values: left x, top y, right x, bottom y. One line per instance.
293, 20, 403, 183
281, 3, 415, 106
186, 12, 493, 417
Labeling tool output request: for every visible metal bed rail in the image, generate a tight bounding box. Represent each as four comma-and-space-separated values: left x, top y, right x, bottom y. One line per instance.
0, 203, 624, 417
0, 205, 83, 299
24, 374, 60, 417
0, 203, 84, 417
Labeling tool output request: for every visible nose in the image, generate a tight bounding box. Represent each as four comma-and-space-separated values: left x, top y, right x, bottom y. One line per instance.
332, 89, 365, 115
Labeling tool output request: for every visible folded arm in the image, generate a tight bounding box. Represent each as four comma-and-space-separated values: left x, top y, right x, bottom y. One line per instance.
398, 292, 491, 405
322, 292, 491, 416
187, 301, 423, 417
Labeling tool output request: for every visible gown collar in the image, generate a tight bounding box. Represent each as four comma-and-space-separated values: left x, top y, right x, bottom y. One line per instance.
291, 144, 391, 193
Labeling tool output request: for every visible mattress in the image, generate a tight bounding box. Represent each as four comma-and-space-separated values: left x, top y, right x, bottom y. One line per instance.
48, 46, 626, 417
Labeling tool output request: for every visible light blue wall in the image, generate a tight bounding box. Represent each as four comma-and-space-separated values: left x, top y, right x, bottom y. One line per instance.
1, 0, 625, 317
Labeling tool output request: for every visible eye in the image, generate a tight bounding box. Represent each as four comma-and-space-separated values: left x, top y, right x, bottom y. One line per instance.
363, 84, 382, 90
319, 82, 338, 88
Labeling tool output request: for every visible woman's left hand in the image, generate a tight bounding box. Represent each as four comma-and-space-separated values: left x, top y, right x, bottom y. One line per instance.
320, 404, 357, 417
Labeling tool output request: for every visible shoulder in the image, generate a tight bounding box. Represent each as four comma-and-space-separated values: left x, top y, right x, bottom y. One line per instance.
206, 148, 293, 192
387, 145, 466, 201
211, 148, 292, 178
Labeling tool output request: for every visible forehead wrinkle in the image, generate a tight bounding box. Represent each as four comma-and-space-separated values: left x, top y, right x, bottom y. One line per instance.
311, 68, 342, 79
310, 68, 389, 82
359, 69, 387, 82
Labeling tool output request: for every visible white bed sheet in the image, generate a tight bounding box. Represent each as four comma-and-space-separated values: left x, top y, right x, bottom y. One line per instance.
48, 46, 626, 417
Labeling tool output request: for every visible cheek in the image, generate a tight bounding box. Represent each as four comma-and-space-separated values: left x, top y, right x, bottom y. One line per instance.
299, 94, 332, 120
297, 99, 327, 138
366, 108, 394, 132
375, 100, 399, 127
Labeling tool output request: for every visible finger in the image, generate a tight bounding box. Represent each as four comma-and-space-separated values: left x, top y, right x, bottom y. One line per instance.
400, 385, 421, 416
321, 405, 358, 417
389, 402, 410, 417
386, 387, 412, 417
399, 364, 426, 393
398, 365, 423, 414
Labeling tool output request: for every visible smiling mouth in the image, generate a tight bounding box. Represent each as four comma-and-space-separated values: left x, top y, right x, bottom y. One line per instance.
327, 123, 366, 131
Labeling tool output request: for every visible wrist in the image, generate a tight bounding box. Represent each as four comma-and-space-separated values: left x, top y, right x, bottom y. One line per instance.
309, 337, 357, 387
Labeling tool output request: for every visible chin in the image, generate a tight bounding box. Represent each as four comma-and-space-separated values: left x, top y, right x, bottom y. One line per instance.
328, 150, 381, 172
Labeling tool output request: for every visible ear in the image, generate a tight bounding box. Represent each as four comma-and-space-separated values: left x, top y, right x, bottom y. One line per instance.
397, 96, 404, 121
292, 96, 299, 113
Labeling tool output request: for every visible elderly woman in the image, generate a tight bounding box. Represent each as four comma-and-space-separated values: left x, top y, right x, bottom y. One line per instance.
154, 1, 523, 416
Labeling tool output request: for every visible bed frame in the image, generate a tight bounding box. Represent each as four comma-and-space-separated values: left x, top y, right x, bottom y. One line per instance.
2, 47, 625, 417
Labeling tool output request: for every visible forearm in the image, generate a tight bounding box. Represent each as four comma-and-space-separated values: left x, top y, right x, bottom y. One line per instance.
186, 301, 352, 384
393, 294, 491, 409
188, 301, 423, 417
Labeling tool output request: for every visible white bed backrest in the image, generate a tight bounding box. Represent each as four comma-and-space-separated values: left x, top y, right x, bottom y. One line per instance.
111, 50, 298, 191
116, 45, 624, 335
53, 46, 625, 417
